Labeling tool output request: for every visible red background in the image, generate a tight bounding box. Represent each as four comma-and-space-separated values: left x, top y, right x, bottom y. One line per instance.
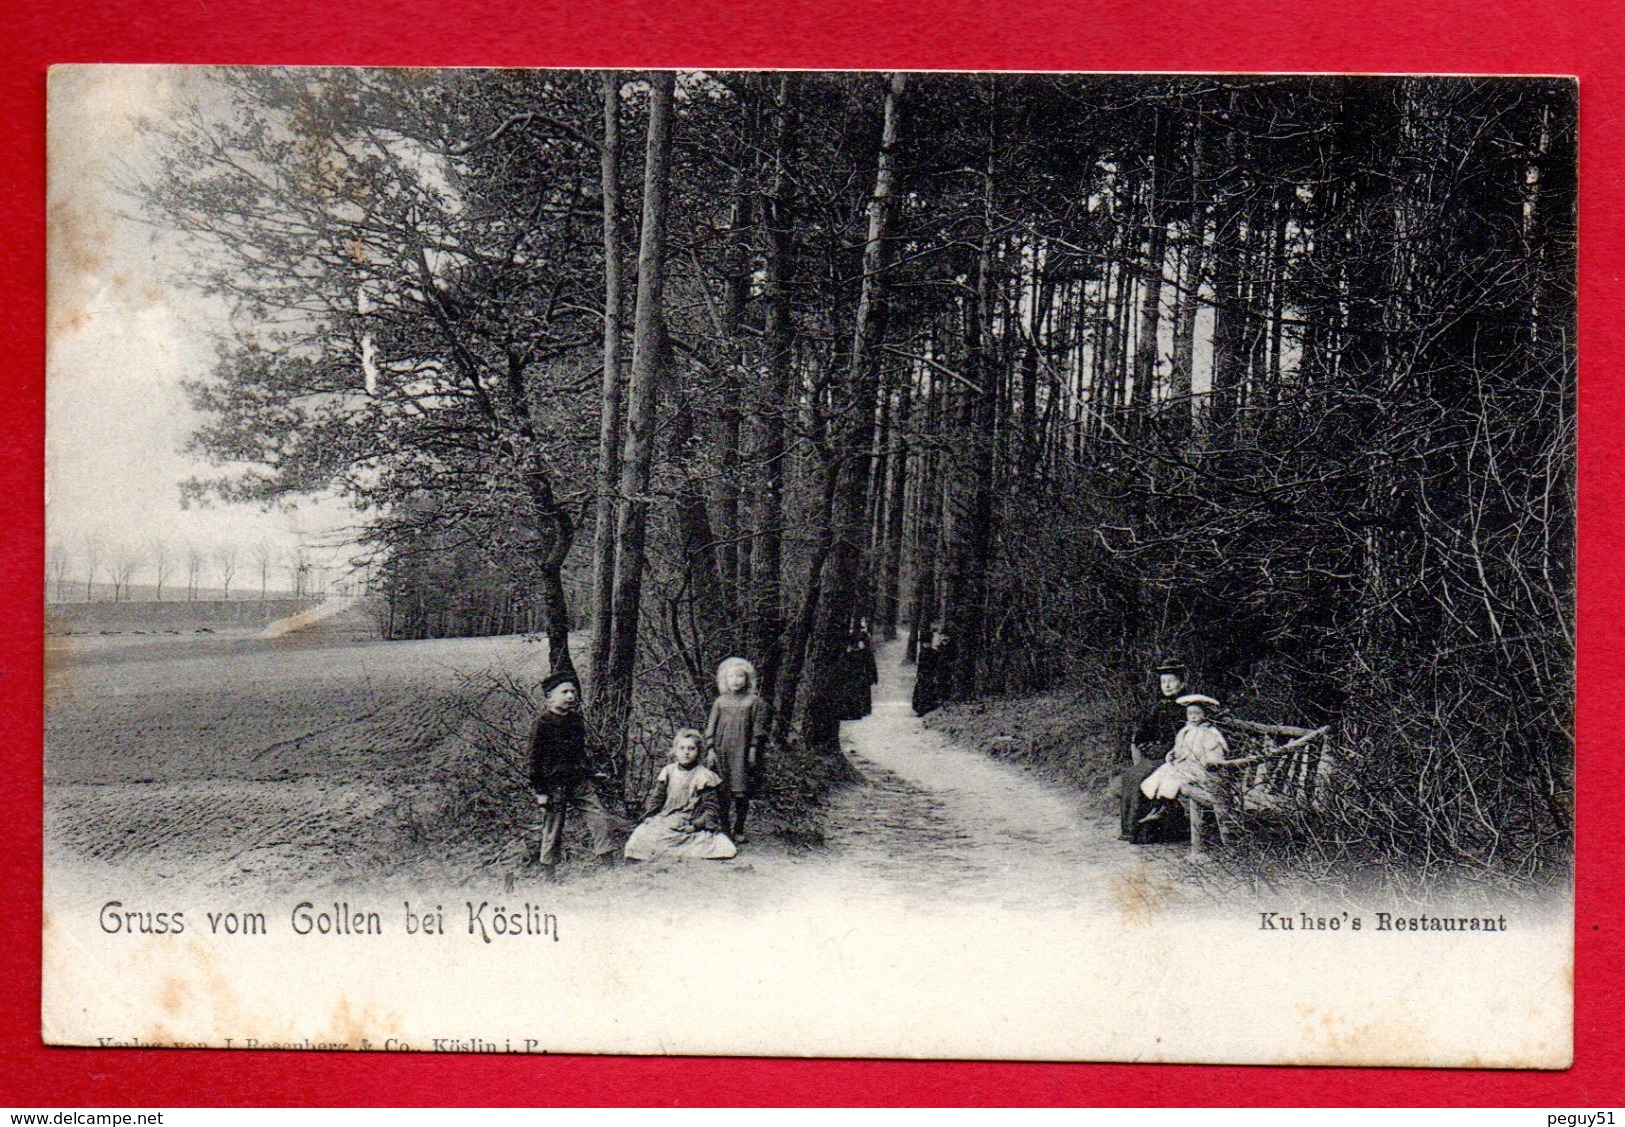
3, 0, 1619, 1106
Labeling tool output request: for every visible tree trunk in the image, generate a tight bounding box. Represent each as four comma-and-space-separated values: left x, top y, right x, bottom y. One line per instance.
903, 359, 940, 662
588, 70, 624, 700
938, 112, 999, 701
878, 365, 912, 637
1019, 241, 1054, 477
602, 70, 676, 737
791, 72, 906, 744
709, 192, 748, 618
1168, 122, 1206, 424
1209, 213, 1243, 422
672, 397, 729, 693
1208, 95, 1248, 424
1266, 189, 1289, 400
515, 441, 577, 675
753, 74, 796, 716
1169, 223, 1205, 427
1132, 224, 1166, 410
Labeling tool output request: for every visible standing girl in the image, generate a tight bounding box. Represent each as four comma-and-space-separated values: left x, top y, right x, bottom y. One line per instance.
705, 656, 762, 842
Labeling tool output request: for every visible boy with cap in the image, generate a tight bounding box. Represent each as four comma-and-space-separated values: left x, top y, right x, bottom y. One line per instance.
529, 668, 618, 878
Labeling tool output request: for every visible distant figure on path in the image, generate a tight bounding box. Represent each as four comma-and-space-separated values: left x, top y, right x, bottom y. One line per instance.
705, 656, 761, 842
625, 728, 737, 861
1120, 657, 1193, 843
912, 627, 952, 717
839, 622, 879, 721
529, 669, 618, 879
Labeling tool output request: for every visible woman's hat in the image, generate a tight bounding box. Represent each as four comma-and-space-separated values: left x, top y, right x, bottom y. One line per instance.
1154, 658, 1186, 674
1175, 693, 1221, 709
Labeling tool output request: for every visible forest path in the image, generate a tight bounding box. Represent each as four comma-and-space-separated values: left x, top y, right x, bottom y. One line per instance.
814, 639, 1144, 913
586, 635, 1172, 920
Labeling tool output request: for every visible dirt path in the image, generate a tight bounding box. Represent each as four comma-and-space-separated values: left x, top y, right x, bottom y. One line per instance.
591, 638, 1164, 916
816, 639, 1146, 912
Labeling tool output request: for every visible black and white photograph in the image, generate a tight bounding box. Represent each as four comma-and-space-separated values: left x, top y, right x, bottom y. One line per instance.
44, 65, 1575, 1065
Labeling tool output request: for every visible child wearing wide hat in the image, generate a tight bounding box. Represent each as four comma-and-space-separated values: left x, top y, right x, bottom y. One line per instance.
1140, 693, 1232, 861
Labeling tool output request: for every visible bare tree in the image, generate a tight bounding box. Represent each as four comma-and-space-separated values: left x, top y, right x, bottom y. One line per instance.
46, 541, 72, 603
287, 544, 310, 596
149, 538, 173, 601
589, 69, 625, 697
184, 543, 204, 601
110, 544, 144, 602
752, 73, 797, 707
252, 538, 275, 600
81, 531, 104, 601
602, 70, 677, 735
214, 545, 238, 600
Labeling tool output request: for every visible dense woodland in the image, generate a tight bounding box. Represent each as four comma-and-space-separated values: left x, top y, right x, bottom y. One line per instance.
143, 70, 1575, 876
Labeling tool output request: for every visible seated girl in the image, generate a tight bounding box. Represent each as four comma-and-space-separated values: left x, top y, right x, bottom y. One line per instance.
1139, 694, 1232, 861
623, 729, 738, 862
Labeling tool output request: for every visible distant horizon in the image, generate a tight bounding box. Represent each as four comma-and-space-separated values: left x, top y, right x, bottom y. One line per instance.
44, 578, 367, 605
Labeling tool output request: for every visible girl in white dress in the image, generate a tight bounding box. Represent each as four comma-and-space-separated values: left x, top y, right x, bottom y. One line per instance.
624, 729, 738, 862
1140, 694, 1231, 861
1141, 695, 1229, 800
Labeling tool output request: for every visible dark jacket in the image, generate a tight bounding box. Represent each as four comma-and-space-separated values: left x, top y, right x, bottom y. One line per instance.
1131, 695, 1189, 761
528, 709, 594, 792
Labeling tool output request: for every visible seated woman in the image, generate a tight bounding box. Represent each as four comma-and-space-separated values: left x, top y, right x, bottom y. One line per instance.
1140, 693, 1232, 861
623, 728, 738, 862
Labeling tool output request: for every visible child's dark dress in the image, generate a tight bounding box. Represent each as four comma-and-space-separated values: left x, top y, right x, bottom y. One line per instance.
705, 692, 760, 797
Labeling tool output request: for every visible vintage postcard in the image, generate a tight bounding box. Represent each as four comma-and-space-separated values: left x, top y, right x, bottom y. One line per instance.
43, 66, 1574, 1066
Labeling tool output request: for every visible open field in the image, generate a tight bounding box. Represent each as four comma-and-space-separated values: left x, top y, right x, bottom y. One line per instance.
46, 624, 1557, 910
44, 621, 1154, 901
46, 626, 563, 891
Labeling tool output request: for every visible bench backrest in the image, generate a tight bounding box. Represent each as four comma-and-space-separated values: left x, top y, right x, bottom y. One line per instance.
1213, 719, 1333, 809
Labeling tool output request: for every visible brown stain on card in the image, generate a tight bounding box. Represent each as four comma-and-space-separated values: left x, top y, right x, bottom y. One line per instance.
1110, 861, 1180, 926
153, 937, 253, 1039
47, 66, 170, 346
1290, 1002, 1428, 1065
158, 975, 190, 1017
318, 997, 405, 1050
152, 935, 402, 1051
46, 193, 113, 340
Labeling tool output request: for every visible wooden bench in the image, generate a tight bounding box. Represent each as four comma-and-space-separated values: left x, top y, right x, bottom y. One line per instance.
1183, 719, 1332, 858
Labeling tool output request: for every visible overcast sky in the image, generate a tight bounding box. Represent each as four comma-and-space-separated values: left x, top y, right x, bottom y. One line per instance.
46, 66, 357, 583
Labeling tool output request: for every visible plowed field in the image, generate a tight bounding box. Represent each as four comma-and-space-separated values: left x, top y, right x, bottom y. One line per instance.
46, 628, 562, 891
